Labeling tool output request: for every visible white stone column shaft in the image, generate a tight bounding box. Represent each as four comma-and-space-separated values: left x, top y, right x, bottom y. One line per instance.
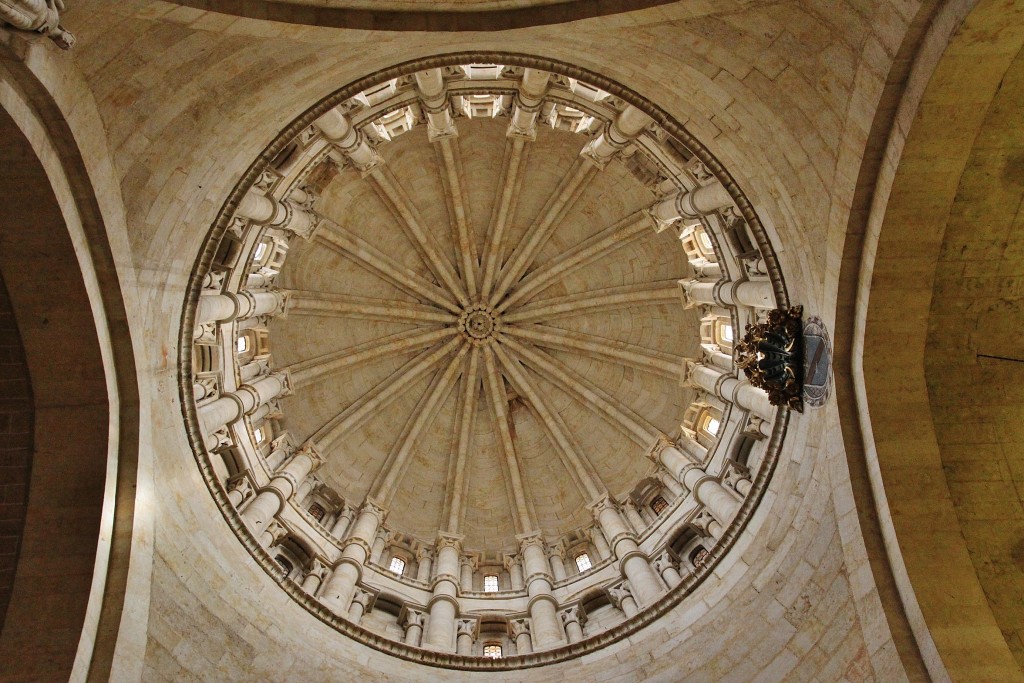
319, 502, 384, 613
592, 499, 664, 607
682, 467, 742, 527
650, 180, 732, 224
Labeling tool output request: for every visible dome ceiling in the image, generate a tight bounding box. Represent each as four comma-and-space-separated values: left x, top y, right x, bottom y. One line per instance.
273, 116, 698, 553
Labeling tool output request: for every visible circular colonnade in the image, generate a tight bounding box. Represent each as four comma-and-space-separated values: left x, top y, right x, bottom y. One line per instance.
181, 53, 793, 669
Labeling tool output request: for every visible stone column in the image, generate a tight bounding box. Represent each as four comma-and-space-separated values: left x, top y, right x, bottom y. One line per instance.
455, 619, 475, 655
240, 441, 322, 537
424, 533, 461, 652
621, 499, 647, 534
301, 559, 327, 594
581, 104, 653, 167
371, 530, 389, 565
682, 467, 742, 528
330, 503, 355, 539
683, 361, 774, 421
645, 434, 697, 487
264, 435, 292, 471
315, 106, 382, 172
591, 497, 664, 608
548, 545, 567, 582
459, 556, 476, 592
648, 180, 733, 230
349, 589, 372, 624
318, 499, 387, 614
508, 68, 551, 139
657, 467, 685, 497
505, 554, 525, 590
414, 68, 457, 140
560, 606, 585, 643
590, 526, 612, 560
260, 519, 286, 549
510, 619, 533, 654
725, 279, 775, 309
415, 546, 433, 583
608, 584, 638, 617
654, 551, 682, 588
519, 533, 565, 648
240, 358, 270, 384
196, 289, 288, 325
236, 189, 319, 239
402, 609, 424, 647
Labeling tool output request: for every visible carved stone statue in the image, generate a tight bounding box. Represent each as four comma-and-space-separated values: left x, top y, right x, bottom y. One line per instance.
0, 0, 75, 48
735, 305, 804, 410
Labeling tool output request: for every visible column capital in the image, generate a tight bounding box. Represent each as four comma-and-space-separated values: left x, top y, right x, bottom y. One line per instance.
559, 605, 585, 628
352, 587, 376, 610
296, 439, 325, 470
502, 553, 520, 571
456, 617, 478, 638
400, 607, 425, 629
358, 497, 389, 525
416, 545, 433, 562
606, 582, 634, 608
509, 617, 531, 638
588, 494, 618, 519
644, 433, 675, 462
435, 531, 463, 552
516, 530, 545, 552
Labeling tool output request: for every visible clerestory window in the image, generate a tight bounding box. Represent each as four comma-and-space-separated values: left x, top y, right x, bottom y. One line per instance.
575, 553, 592, 573
483, 643, 502, 659
388, 556, 406, 576
483, 574, 499, 593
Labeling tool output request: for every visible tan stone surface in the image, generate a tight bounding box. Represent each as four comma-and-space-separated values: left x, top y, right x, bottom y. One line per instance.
9, 0, 1018, 678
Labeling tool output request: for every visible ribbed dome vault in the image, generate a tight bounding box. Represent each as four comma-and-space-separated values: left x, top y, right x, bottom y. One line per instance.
274, 116, 697, 553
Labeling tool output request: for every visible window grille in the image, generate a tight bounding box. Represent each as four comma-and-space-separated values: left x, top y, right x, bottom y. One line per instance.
575, 553, 592, 573
483, 575, 499, 593
388, 557, 406, 575
483, 643, 502, 659
651, 496, 669, 515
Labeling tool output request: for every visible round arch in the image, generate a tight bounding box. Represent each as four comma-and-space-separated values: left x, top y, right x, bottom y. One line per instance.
0, 38, 143, 682
844, 0, 1024, 679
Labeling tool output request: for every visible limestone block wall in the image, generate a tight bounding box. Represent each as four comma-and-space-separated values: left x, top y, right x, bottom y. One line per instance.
0, 0, 963, 678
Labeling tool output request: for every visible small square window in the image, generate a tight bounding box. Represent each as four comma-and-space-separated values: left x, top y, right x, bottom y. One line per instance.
720, 324, 734, 343
308, 503, 325, 522
237, 336, 249, 353
483, 643, 502, 659
705, 417, 721, 435
651, 496, 669, 515
389, 557, 406, 575
575, 553, 592, 573
483, 575, 499, 593
253, 426, 265, 444
253, 242, 268, 262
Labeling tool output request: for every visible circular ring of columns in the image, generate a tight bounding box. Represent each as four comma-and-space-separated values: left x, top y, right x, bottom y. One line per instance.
179, 52, 793, 670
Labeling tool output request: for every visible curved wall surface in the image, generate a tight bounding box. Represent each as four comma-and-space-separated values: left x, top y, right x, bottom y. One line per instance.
5, 0, 1022, 680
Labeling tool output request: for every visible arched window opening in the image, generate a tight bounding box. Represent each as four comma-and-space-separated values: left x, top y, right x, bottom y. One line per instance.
483, 642, 503, 659
276, 555, 293, 574
253, 426, 265, 444
702, 414, 721, 436
388, 556, 406, 576
253, 241, 268, 262
575, 553, 592, 573
236, 335, 249, 354
483, 575, 499, 592
651, 496, 669, 515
